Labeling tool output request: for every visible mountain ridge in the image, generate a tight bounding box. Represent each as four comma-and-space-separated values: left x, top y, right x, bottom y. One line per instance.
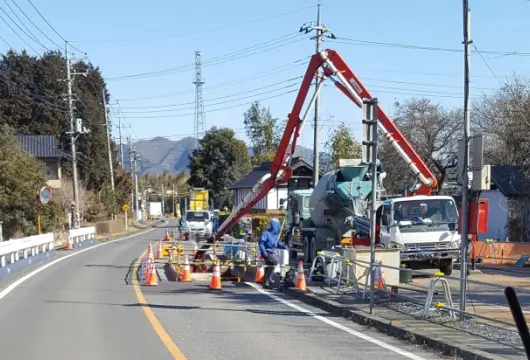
119, 136, 318, 176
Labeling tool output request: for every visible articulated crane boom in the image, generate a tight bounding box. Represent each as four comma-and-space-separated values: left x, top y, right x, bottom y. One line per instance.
214, 49, 437, 242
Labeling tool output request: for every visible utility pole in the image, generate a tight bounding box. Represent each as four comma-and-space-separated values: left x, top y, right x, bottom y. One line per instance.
128, 137, 134, 215
299, 4, 335, 187
161, 185, 165, 215
117, 112, 124, 168
134, 157, 139, 221
64, 41, 88, 229
459, 0, 472, 320
102, 87, 115, 192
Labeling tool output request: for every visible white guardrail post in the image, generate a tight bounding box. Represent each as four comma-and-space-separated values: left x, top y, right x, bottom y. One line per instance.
67, 227, 97, 250
0, 233, 55, 279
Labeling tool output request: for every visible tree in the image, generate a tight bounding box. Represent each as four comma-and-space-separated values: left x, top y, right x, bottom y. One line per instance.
0, 125, 57, 238
188, 127, 251, 208
379, 99, 462, 194
472, 76, 530, 165
243, 101, 281, 165
323, 122, 362, 170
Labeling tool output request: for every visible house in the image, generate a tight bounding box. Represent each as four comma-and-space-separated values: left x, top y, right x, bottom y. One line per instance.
231, 157, 323, 213
16, 135, 71, 189
478, 165, 530, 242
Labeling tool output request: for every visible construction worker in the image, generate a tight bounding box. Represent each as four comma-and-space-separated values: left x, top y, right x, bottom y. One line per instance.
258, 218, 286, 289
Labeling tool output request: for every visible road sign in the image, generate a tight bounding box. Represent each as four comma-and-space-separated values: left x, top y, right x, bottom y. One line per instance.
122, 204, 129, 212
39, 187, 52, 205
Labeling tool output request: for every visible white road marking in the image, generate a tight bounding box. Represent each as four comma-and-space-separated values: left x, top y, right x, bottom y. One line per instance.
247, 282, 427, 360
0, 228, 155, 301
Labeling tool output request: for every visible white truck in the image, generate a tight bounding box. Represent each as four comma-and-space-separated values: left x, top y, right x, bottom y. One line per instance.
182, 209, 213, 240
148, 202, 163, 220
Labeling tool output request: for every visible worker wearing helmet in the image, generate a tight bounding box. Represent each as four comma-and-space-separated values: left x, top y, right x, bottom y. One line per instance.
258, 218, 286, 289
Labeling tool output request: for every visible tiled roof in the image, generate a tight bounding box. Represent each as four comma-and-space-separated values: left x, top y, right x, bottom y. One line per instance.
231, 156, 322, 189
491, 165, 530, 197
16, 135, 71, 160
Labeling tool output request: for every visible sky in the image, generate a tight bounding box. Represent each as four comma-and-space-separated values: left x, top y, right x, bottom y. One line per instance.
0, 0, 529, 152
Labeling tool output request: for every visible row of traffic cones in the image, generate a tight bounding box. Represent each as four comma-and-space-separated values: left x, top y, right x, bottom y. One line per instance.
253, 255, 307, 291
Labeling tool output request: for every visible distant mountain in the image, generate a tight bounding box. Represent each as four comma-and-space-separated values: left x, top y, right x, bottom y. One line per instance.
118, 136, 319, 176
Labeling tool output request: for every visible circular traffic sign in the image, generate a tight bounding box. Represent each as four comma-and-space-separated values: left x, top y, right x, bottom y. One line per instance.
39, 187, 52, 204
122, 204, 129, 212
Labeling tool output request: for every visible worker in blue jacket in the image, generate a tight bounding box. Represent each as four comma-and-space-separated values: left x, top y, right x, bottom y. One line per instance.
258, 218, 287, 289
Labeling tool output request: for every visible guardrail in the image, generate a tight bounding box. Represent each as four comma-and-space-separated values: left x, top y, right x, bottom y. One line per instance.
307, 249, 526, 349
0, 233, 55, 279
67, 226, 96, 249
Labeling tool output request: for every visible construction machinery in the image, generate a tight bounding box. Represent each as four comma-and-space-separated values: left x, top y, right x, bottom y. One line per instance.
195, 48, 486, 275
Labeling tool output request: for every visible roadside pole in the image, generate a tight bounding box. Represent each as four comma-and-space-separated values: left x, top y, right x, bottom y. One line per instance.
362, 98, 378, 315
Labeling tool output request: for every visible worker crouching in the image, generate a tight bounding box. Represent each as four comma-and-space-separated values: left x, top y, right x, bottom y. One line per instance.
258, 218, 286, 289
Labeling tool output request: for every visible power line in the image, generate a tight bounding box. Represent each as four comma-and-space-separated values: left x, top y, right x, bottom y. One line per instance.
24, 0, 85, 54
8, 0, 63, 49
119, 81, 300, 114
69, 5, 317, 43
330, 37, 530, 57
121, 88, 297, 119
2, 1, 47, 48
0, 11, 39, 52
117, 77, 302, 110
105, 33, 307, 81
115, 58, 309, 101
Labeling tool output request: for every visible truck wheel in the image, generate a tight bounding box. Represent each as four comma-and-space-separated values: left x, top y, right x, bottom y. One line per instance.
310, 237, 317, 263
440, 260, 453, 276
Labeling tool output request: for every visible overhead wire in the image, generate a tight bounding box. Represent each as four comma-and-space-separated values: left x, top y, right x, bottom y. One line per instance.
8, 0, 63, 49
116, 57, 309, 101
69, 4, 317, 43
105, 32, 307, 81
117, 77, 302, 110
2, 0, 47, 49
330, 36, 530, 57
0, 10, 39, 53
24, 0, 85, 54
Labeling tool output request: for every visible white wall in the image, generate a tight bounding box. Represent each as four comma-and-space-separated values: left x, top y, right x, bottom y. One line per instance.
479, 189, 509, 241
266, 187, 288, 210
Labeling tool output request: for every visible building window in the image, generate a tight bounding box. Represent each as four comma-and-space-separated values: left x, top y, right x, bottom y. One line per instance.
44, 160, 59, 180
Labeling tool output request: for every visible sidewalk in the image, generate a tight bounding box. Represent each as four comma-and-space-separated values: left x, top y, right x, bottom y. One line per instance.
284, 284, 527, 360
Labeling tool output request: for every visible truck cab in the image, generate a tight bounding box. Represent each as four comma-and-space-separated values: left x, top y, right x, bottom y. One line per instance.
182, 210, 213, 240
376, 195, 460, 275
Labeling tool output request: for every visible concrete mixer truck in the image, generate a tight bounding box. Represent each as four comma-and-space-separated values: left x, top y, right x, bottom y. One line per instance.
282, 159, 461, 275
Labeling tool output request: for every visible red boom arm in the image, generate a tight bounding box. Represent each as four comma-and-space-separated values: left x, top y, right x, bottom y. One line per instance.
214, 49, 437, 241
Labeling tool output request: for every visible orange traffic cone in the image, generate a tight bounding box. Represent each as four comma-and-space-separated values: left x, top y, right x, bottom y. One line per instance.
156, 241, 163, 259
163, 230, 170, 241
179, 255, 192, 282
147, 243, 153, 258
144, 256, 150, 282
147, 261, 158, 286
255, 256, 265, 283
295, 260, 306, 291
66, 237, 73, 250
375, 261, 385, 290
209, 262, 222, 290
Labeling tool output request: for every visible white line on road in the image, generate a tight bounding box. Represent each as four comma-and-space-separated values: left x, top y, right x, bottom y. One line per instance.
0, 228, 156, 301
247, 282, 426, 360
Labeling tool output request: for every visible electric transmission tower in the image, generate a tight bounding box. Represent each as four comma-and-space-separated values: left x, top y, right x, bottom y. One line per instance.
193, 51, 206, 143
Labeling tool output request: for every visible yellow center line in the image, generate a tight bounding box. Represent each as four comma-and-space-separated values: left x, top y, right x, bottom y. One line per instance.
132, 249, 187, 360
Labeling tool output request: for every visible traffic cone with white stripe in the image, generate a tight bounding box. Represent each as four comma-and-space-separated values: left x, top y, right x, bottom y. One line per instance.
209, 261, 222, 290
296, 261, 306, 291
147, 261, 158, 286
255, 255, 265, 283
179, 255, 192, 282
375, 261, 386, 290
156, 241, 163, 259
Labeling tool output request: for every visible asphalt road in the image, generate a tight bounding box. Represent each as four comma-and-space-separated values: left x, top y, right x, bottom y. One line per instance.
0, 225, 447, 360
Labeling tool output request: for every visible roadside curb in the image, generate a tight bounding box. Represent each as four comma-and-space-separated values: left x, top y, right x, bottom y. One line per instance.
283, 287, 507, 360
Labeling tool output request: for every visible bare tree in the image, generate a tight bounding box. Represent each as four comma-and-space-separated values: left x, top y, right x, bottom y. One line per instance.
379, 98, 462, 193
472, 76, 530, 165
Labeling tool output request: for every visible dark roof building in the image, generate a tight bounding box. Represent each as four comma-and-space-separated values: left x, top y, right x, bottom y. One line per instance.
489, 165, 530, 197
16, 135, 71, 160
231, 156, 323, 189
